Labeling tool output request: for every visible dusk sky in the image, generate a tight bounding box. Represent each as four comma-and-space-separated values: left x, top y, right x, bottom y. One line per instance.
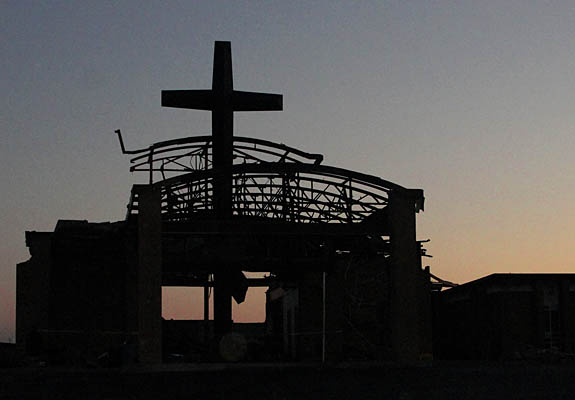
2, 1, 575, 342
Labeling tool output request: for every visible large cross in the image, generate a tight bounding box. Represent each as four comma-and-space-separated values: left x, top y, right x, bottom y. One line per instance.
161, 41, 282, 339
162, 41, 283, 217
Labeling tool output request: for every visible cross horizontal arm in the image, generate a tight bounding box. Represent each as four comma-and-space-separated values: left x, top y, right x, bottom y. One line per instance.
232, 91, 283, 111
162, 90, 213, 111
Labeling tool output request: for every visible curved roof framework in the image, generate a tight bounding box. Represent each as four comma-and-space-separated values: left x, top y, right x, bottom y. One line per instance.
123, 136, 416, 225
117, 132, 323, 183
158, 163, 399, 223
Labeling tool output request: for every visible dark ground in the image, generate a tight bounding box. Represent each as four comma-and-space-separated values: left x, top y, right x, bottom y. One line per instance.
2, 361, 575, 400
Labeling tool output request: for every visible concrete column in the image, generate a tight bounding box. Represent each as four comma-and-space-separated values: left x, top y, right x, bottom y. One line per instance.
136, 185, 162, 363
419, 265, 433, 358
204, 277, 210, 322
388, 189, 424, 363
214, 271, 232, 338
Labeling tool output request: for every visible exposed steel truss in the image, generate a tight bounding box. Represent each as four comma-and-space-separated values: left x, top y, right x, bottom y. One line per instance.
119, 133, 413, 225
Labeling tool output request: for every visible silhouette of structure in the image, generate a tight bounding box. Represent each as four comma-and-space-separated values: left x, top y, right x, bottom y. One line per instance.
434, 273, 575, 360
16, 42, 431, 364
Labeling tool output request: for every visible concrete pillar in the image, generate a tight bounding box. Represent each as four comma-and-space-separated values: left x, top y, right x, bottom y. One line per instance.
419, 266, 433, 358
204, 276, 210, 321
214, 271, 233, 338
388, 188, 424, 363
136, 185, 162, 363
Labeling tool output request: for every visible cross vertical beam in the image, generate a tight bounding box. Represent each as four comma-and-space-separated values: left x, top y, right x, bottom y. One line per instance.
162, 41, 282, 216
161, 41, 283, 340
212, 41, 234, 216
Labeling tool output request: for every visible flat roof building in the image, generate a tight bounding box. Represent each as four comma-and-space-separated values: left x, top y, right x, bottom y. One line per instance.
434, 273, 575, 360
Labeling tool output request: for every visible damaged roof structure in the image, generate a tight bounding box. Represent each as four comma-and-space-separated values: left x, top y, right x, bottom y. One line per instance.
16, 42, 431, 364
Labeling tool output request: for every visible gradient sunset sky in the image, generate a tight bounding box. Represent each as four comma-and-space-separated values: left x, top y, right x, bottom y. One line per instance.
2, 1, 575, 342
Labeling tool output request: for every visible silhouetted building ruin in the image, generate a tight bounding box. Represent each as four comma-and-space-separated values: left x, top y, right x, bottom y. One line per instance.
16, 41, 431, 364
433, 274, 575, 360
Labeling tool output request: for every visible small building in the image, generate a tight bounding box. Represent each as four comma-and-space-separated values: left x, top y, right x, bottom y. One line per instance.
433, 274, 575, 360
17, 221, 137, 363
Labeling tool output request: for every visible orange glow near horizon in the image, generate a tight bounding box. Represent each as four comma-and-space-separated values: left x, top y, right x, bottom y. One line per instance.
162, 286, 267, 323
